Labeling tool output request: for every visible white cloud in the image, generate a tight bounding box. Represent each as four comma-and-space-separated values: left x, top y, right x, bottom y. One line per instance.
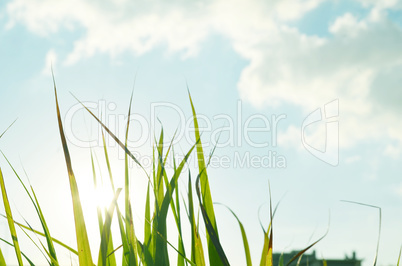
357, 0, 401, 10
275, 0, 324, 21
234, 9, 402, 154
6, 0, 216, 64
6, 0, 402, 155
5, 0, 322, 64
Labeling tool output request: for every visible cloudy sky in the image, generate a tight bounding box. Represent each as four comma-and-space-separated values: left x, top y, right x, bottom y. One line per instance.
1, 0, 402, 265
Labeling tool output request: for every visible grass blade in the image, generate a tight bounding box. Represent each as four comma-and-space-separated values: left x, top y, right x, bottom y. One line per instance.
153, 134, 197, 265
286, 214, 329, 266
188, 89, 222, 266
143, 182, 154, 266
31, 188, 59, 265
70, 93, 143, 169
124, 90, 139, 266
90, 151, 116, 266
341, 200, 381, 266
172, 152, 186, 266
17, 219, 52, 265
0, 238, 34, 266
101, 130, 132, 266
217, 203, 252, 266
101, 130, 116, 191
278, 253, 284, 266
156, 128, 165, 210
90, 151, 104, 237
154, 129, 169, 266
0, 246, 6, 265
53, 75, 93, 265
187, 172, 205, 266
115, 207, 131, 266
1, 152, 59, 264
0, 119, 17, 139
0, 168, 23, 266
98, 188, 122, 266
195, 170, 230, 266
286, 236, 326, 266
0, 214, 78, 255
260, 183, 273, 266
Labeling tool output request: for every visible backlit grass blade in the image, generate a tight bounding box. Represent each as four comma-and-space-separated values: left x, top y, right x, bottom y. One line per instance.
18, 219, 52, 265
1, 151, 59, 264
188, 89, 222, 266
176, 208, 185, 266
154, 137, 197, 265
98, 188, 122, 266
162, 159, 187, 266
397, 246, 401, 266
162, 132, 181, 227
99, 172, 132, 266
90, 151, 104, 237
74, 91, 147, 264
100, 130, 128, 265
101, 130, 133, 266
278, 253, 284, 266
162, 134, 179, 221
260, 183, 273, 266
158, 139, 197, 219
150, 227, 195, 266
100, 134, 133, 264
101, 130, 116, 191
153, 129, 170, 266
216, 203, 252, 266
286, 214, 329, 266
195, 170, 230, 266
53, 75, 93, 266
0, 118, 17, 139
296, 255, 303, 266
155, 129, 183, 265
106, 244, 123, 259
0, 168, 23, 266
90, 150, 116, 266
259, 229, 269, 266
143, 182, 154, 266
156, 128, 165, 209
0, 238, 34, 266
0, 214, 78, 255
115, 207, 131, 266
70, 93, 143, 169
341, 200, 381, 266
0, 246, 6, 265
152, 225, 195, 266
171, 152, 186, 266
124, 91, 139, 266
187, 171, 205, 266
268, 196, 273, 266
31, 189, 59, 265
286, 235, 326, 266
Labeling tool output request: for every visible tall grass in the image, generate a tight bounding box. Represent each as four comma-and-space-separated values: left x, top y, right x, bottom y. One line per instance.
0, 81, 391, 266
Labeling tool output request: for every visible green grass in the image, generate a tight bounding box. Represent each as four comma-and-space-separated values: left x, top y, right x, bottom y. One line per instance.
0, 81, 395, 266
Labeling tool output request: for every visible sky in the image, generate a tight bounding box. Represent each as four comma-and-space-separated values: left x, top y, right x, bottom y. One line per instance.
1, 0, 402, 265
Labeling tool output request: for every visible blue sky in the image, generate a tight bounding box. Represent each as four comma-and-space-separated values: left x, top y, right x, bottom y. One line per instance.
1, 0, 402, 265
